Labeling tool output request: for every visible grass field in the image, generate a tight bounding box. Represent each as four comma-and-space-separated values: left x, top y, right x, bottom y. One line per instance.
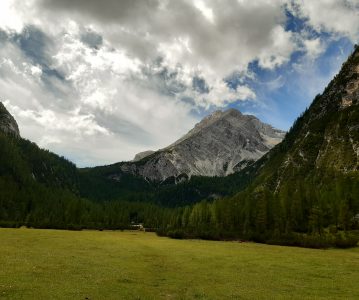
0, 228, 358, 299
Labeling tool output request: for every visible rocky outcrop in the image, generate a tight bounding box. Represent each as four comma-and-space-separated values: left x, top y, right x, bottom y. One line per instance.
133, 150, 155, 162
122, 109, 285, 181
0, 102, 20, 137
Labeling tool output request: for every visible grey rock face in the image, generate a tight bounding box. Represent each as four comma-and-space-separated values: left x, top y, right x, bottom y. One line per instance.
123, 109, 285, 181
0, 102, 20, 137
133, 150, 155, 162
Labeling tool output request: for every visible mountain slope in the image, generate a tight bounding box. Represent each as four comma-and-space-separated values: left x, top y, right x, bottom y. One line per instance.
118, 109, 284, 181
0, 102, 20, 137
251, 46, 359, 191
230, 46, 359, 239
0, 103, 80, 192
0, 103, 162, 228
160, 46, 359, 246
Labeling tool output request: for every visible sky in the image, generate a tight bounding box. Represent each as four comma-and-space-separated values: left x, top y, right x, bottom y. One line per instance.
0, 0, 358, 167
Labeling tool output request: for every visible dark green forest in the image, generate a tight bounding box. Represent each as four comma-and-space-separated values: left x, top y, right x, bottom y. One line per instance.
0, 130, 252, 230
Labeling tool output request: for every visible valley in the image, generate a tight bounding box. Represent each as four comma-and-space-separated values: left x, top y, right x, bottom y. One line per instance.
1, 46, 358, 248
0, 228, 358, 300
1, 2, 359, 299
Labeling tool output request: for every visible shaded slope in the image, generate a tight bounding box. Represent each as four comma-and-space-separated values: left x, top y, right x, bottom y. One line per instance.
226, 46, 359, 235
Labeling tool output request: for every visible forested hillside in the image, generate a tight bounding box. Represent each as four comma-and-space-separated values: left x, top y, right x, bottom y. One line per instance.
0, 129, 178, 229
79, 162, 254, 206
160, 46, 359, 248
0, 115, 253, 228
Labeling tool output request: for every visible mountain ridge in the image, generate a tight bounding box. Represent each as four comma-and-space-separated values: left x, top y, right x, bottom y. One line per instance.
120, 108, 285, 181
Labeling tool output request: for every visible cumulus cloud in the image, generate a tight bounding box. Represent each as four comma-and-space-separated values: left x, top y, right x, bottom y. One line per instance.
291, 0, 359, 41
0, 28, 196, 165
22, 0, 297, 76
0, 0, 357, 166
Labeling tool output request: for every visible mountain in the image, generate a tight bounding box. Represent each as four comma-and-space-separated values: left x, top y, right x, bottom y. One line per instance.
0, 101, 253, 231
249, 46, 359, 190
228, 45, 359, 242
161, 46, 359, 247
0, 102, 20, 137
0, 102, 79, 191
0, 102, 165, 229
0, 101, 252, 216
118, 109, 285, 181
0, 103, 281, 208
132, 150, 155, 162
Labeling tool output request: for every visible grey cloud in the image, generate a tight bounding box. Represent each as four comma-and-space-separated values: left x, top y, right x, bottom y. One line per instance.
1, 0, 304, 166
106, 30, 158, 63
34, 0, 293, 74
179, 96, 196, 107
80, 29, 103, 49
86, 109, 155, 146
138, 62, 187, 97
15, 25, 52, 67
192, 76, 209, 94
37, 0, 160, 27
0, 29, 9, 42
11, 26, 74, 101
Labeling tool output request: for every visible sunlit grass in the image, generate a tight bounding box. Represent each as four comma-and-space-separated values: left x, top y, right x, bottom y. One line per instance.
0, 228, 358, 299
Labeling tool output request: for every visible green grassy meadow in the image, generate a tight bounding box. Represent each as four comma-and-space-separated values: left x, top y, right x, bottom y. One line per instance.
0, 228, 358, 299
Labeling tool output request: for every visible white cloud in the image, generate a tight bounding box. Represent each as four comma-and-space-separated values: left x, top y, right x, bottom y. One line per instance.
0, 0, 25, 31
0, 32, 197, 166
257, 26, 295, 69
292, 0, 359, 41
1, 0, 357, 166
26, 0, 297, 76
303, 38, 324, 60
193, 0, 215, 24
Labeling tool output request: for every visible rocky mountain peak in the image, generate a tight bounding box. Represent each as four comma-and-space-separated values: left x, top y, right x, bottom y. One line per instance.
120, 108, 285, 181
200, 108, 241, 122
0, 102, 20, 137
165, 109, 245, 150
222, 108, 242, 117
